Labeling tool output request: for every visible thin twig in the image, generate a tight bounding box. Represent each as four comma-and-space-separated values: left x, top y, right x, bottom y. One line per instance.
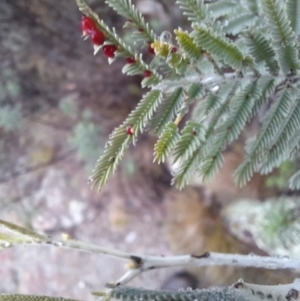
1, 219, 300, 287
3, 235, 300, 272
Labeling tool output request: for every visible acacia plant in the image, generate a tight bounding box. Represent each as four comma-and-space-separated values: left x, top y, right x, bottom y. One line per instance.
1, 0, 300, 301
79, 0, 300, 191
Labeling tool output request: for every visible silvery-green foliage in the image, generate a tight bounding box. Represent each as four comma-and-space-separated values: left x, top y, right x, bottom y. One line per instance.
75, 0, 300, 190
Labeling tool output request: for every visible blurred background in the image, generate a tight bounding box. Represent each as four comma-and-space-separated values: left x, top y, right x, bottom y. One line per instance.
0, 0, 298, 299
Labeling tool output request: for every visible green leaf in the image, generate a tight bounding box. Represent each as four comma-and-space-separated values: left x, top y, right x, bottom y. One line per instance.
250, 78, 277, 117
207, 0, 237, 19
244, 30, 279, 75
260, 99, 300, 174
224, 13, 257, 35
175, 29, 202, 61
192, 24, 252, 70
0, 295, 82, 301
125, 89, 163, 132
235, 85, 296, 186
153, 123, 179, 163
201, 81, 261, 179
260, 0, 299, 74
286, 0, 300, 35
90, 125, 132, 189
204, 82, 236, 114
122, 55, 145, 75
200, 151, 224, 181
246, 0, 260, 14
171, 150, 202, 190
205, 82, 240, 138
188, 83, 204, 100
218, 81, 262, 144
0, 219, 48, 250
148, 88, 185, 135
173, 121, 206, 163
91, 90, 162, 189
176, 0, 207, 23
105, 0, 156, 42
0, 219, 46, 241
289, 169, 300, 189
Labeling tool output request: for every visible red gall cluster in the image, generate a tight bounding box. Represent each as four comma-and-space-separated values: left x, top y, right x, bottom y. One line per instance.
81, 16, 118, 58
171, 47, 177, 53
126, 126, 134, 136
148, 44, 155, 55
103, 45, 118, 58
126, 57, 136, 64
81, 16, 105, 46
81, 16, 152, 75
144, 70, 152, 77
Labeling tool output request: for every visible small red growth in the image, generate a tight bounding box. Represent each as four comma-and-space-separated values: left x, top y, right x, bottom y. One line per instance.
148, 44, 155, 55
171, 46, 177, 53
138, 28, 144, 32
126, 57, 136, 64
126, 126, 134, 136
81, 16, 105, 46
103, 45, 118, 58
144, 70, 152, 78
90, 29, 105, 45
81, 16, 96, 35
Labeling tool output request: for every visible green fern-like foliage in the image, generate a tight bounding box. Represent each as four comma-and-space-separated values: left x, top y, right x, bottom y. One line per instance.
75, 0, 300, 190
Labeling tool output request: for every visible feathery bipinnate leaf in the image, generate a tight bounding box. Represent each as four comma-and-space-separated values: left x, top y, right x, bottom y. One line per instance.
173, 83, 238, 189
173, 121, 205, 163
109, 285, 246, 301
75, 0, 161, 87
0, 218, 47, 249
153, 123, 179, 164
123, 90, 163, 133
204, 82, 236, 114
176, 0, 207, 23
148, 88, 185, 135
175, 29, 203, 61
90, 125, 132, 189
192, 24, 253, 70
246, 0, 260, 15
171, 149, 202, 190
235, 85, 296, 186
200, 152, 224, 181
200, 81, 261, 180
0, 295, 81, 301
91, 90, 162, 189
108, 283, 300, 301
176, 0, 239, 23
224, 13, 257, 35
216, 81, 262, 145
287, 0, 300, 35
259, 99, 300, 175
207, 0, 237, 19
243, 30, 279, 75
289, 169, 300, 190
250, 78, 277, 118
188, 82, 204, 100
105, 0, 156, 42
204, 82, 239, 135
260, 0, 299, 74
